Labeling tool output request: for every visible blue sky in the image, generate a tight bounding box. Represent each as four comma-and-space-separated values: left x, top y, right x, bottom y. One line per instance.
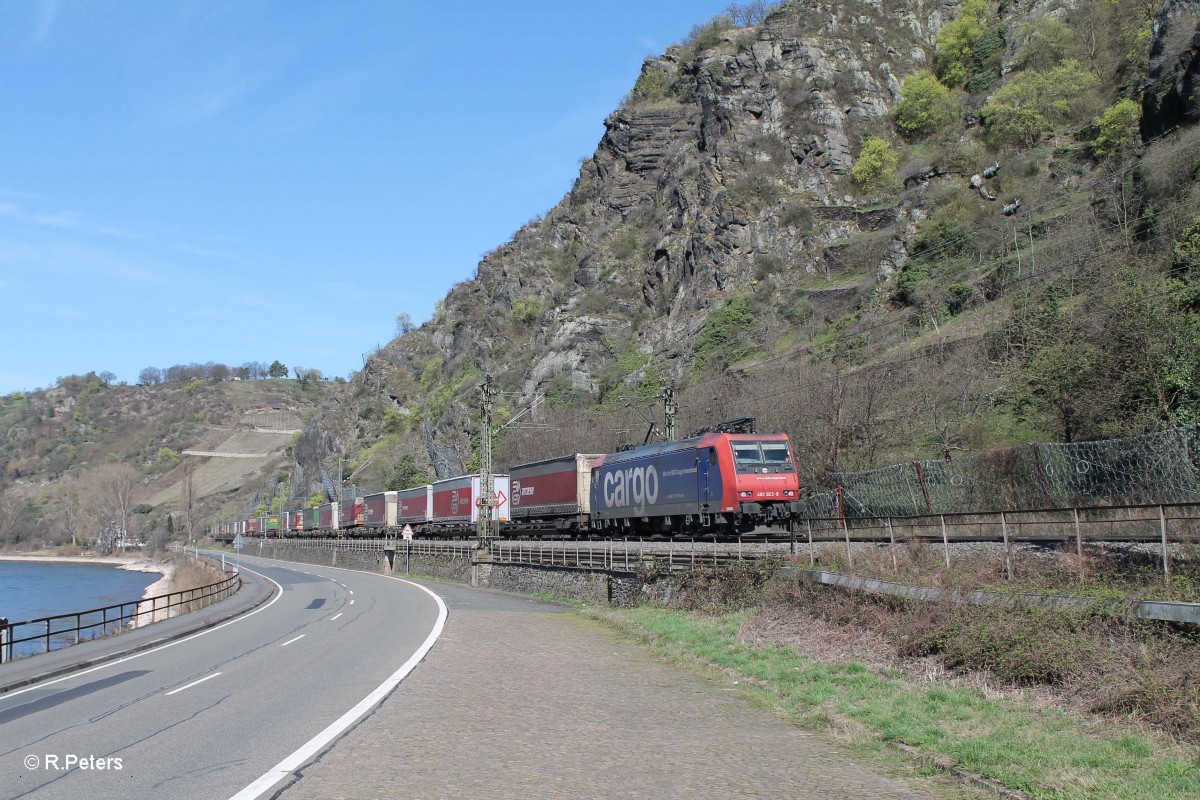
0, 0, 735, 394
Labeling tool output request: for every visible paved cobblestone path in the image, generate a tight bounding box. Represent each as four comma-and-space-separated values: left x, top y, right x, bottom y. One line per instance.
280, 582, 940, 800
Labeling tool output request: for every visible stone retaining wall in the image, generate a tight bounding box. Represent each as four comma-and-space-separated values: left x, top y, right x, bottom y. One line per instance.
250, 541, 654, 606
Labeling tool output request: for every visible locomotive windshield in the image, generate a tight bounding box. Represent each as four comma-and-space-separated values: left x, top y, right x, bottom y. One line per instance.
732, 440, 792, 467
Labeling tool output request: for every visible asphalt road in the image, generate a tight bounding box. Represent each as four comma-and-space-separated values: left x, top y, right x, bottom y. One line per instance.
0, 555, 445, 800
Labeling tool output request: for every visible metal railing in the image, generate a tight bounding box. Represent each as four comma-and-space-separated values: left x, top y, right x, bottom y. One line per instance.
231, 500, 1200, 579
0, 564, 240, 663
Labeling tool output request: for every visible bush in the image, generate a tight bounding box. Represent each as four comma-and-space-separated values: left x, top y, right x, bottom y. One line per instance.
694, 296, 754, 366
965, 25, 1005, 93
510, 297, 543, 325
630, 68, 677, 104
851, 137, 900, 193
894, 72, 959, 140
981, 60, 1100, 147
935, 0, 990, 88
1091, 98, 1141, 160
1174, 217, 1200, 275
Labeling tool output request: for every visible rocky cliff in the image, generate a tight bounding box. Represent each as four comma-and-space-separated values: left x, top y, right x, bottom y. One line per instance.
290, 0, 1200, 503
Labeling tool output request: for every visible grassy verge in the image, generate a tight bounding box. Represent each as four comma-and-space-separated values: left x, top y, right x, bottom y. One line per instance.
592, 605, 1199, 800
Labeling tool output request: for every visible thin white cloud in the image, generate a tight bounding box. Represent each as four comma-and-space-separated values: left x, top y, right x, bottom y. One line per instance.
30, 0, 63, 46
160, 80, 256, 124
0, 199, 133, 239
150, 38, 299, 128
0, 241, 177, 286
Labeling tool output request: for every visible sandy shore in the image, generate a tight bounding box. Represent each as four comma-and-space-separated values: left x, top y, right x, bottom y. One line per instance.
0, 553, 145, 565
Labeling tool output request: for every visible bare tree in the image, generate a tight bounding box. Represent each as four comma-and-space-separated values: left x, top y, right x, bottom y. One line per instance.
726, 1, 773, 27
181, 461, 195, 544
51, 476, 84, 547
83, 464, 139, 553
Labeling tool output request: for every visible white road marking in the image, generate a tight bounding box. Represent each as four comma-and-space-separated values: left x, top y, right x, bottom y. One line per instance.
165, 672, 222, 696
348, 590, 354, 595
349, 600, 354, 605
228, 577, 448, 800
330, 613, 343, 621
280, 635, 306, 647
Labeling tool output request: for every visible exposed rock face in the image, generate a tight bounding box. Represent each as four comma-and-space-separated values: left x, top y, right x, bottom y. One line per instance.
1143, 0, 1200, 137
291, 0, 1200, 494
291, 1, 954, 490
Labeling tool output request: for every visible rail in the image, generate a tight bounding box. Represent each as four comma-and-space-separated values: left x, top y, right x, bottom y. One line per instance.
0, 563, 241, 663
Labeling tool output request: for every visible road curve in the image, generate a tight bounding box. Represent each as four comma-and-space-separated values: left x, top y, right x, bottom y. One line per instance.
0, 554, 445, 800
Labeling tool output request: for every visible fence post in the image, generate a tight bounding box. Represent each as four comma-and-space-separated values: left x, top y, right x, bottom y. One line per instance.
939, 515, 950, 568
912, 461, 934, 514
887, 517, 897, 573
842, 513, 853, 568
1073, 507, 1084, 582
1, 617, 8, 664
807, 519, 814, 566
1159, 505, 1171, 581
1000, 510, 1012, 581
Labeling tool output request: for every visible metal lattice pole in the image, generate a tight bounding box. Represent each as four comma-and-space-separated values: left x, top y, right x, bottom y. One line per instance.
476, 374, 498, 551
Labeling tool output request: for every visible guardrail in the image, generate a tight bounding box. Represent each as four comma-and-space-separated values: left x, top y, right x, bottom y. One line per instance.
0, 563, 240, 663
796, 502, 1200, 578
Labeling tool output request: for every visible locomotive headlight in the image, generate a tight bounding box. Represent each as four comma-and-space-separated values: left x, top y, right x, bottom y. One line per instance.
784, 490, 797, 497
739, 490, 753, 498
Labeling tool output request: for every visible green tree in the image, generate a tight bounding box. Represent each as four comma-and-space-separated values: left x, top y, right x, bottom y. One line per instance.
1006, 276, 1200, 439
894, 72, 960, 140
1174, 218, 1200, 274
1091, 98, 1141, 160
851, 137, 899, 192
981, 60, 1100, 147
386, 454, 430, 491
267, 360, 288, 378
935, 0, 989, 88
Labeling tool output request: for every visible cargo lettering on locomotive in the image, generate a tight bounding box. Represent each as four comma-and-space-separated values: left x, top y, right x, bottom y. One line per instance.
602, 464, 659, 515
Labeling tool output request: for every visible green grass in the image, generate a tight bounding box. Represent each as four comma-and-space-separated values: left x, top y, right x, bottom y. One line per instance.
597, 606, 1200, 800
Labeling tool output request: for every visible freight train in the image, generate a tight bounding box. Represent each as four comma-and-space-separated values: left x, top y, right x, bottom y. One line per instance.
213, 431, 801, 541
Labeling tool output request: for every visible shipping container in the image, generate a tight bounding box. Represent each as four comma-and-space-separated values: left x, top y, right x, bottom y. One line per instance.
396, 485, 432, 525
318, 502, 340, 531
509, 454, 600, 532
339, 498, 364, 529
362, 491, 398, 529
429, 474, 511, 528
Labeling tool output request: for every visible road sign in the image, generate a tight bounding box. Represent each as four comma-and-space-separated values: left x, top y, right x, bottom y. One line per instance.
233, 533, 244, 551
401, 524, 413, 540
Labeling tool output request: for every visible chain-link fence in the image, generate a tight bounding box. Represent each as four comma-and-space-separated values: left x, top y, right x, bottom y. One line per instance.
800, 424, 1200, 520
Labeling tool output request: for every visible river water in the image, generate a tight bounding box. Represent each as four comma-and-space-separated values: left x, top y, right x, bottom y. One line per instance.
0, 560, 162, 624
